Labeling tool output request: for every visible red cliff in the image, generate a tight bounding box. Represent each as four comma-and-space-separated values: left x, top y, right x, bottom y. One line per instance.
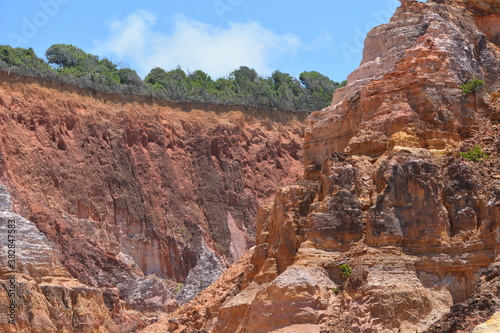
0, 71, 305, 332
144, 1, 500, 332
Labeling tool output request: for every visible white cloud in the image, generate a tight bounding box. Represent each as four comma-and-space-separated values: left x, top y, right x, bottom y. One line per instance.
305, 31, 334, 52
94, 10, 301, 79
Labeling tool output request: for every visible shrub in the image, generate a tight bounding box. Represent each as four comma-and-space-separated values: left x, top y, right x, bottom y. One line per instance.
459, 145, 489, 161
460, 78, 485, 94
339, 264, 352, 278
117, 68, 142, 86
2, 44, 347, 111
174, 282, 183, 295
0, 45, 54, 76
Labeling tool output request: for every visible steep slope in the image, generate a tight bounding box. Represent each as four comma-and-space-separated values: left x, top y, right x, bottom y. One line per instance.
0, 71, 305, 331
143, 0, 500, 332
304, 0, 499, 164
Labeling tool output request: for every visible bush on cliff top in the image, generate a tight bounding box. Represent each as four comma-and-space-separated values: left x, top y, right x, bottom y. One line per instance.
0, 44, 345, 111
144, 65, 345, 110
0, 45, 53, 76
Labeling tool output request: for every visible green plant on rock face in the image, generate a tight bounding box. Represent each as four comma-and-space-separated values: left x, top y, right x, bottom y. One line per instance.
174, 282, 183, 295
214, 242, 225, 253
331, 287, 342, 295
339, 264, 352, 278
460, 78, 485, 94
459, 145, 489, 162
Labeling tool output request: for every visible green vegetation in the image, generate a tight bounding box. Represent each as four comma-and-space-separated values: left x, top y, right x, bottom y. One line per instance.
46, 43, 146, 89
214, 242, 226, 253
339, 264, 352, 278
0, 44, 345, 111
459, 145, 489, 162
144, 65, 345, 110
0, 45, 53, 75
460, 78, 485, 94
173, 282, 183, 295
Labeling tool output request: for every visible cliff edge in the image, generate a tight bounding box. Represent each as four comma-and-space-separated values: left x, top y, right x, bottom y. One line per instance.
0, 71, 305, 331
144, 1, 500, 332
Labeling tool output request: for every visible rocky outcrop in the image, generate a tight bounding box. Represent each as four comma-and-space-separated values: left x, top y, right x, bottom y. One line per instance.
153, 146, 497, 333
304, 0, 499, 166
143, 1, 500, 332
0, 184, 125, 333
451, 0, 500, 45
0, 71, 305, 330
424, 260, 500, 332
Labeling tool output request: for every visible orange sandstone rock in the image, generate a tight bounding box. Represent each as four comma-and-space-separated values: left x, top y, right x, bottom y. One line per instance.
0, 70, 305, 331
143, 1, 500, 332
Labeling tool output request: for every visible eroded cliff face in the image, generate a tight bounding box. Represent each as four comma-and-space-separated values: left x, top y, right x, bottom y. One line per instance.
0, 72, 305, 331
0, 184, 127, 333
304, 0, 499, 167
453, 0, 500, 46
144, 1, 500, 332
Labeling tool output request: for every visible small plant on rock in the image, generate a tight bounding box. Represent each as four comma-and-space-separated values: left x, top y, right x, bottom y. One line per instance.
174, 282, 183, 295
459, 145, 489, 162
460, 78, 485, 94
339, 264, 352, 278
331, 287, 342, 295
214, 242, 226, 253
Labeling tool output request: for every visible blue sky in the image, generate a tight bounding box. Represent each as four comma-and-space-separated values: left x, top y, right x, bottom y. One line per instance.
1, 0, 404, 82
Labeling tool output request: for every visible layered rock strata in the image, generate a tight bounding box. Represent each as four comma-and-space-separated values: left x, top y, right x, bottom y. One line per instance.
0, 71, 305, 330
0, 184, 125, 333
304, 0, 499, 166
143, 0, 500, 332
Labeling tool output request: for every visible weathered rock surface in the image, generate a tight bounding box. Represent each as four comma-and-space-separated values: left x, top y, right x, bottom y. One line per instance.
452, 0, 500, 45
0, 70, 305, 330
143, 1, 500, 332
472, 312, 500, 333
423, 259, 500, 332
304, 0, 499, 166
153, 148, 497, 332
0, 184, 123, 332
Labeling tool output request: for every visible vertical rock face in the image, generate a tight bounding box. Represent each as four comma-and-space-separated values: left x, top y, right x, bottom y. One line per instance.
367, 153, 451, 248
451, 0, 500, 45
304, 0, 499, 166
144, 1, 500, 332
0, 71, 305, 330
0, 185, 122, 333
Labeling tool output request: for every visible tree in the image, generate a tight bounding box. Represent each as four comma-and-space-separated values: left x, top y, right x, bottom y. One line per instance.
145, 67, 189, 100
46, 44, 129, 88
188, 69, 211, 83
117, 68, 142, 86
231, 66, 258, 85
145, 67, 168, 87
213, 78, 237, 103
270, 70, 303, 109
0, 45, 52, 74
46, 44, 98, 73
299, 71, 337, 91
298, 71, 343, 110
185, 70, 214, 101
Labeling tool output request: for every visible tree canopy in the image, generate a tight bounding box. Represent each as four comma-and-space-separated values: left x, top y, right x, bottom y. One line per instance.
0, 46, 52, 73
0, 43, 346, 111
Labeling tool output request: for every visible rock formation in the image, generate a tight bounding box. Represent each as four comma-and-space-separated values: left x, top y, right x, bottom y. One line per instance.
0, 71, 305, 331
143, 0, 500, 332
0, 184, 125, 333
304, 0, 499, 165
